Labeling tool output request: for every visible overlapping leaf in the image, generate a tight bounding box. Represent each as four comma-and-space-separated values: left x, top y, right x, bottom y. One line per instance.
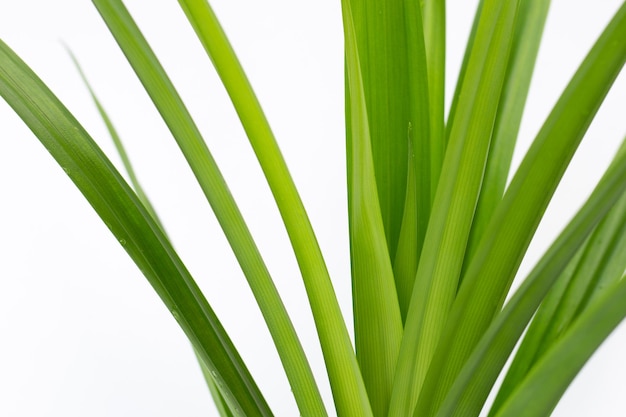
0, 38, 270, 416
175, 1, 370, 414
90, 0, 329, 415
390, 2, 520, 415
415, 4, 626, 416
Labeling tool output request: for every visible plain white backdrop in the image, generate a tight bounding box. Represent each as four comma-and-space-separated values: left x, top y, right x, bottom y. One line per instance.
1, 1, 625, 416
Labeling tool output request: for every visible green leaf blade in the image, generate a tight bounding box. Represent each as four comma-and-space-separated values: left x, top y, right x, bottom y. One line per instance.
390, 2, 520, 415
68, 52, 241, 416
393, 144, 420, 322
494, 272, 626, 417
175, 0, 375, 415
391, 0, 432, 323
66, 48, 164, 228
490, 140, 626, 415
422, 0, 446, 201
343, 1, 403, 415
416, 4, 626, 415
462, 0, 551, 274
431, 139, 626, 417
347, 0, 413, 261
198, 351, 237, 417
445, 0, 483, 144
91, 1, 328, 415
0, 38, 270, 417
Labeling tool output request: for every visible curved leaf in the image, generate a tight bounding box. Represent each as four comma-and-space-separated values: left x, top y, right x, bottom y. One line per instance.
69, 52, 234, 416
174, 0, 371, 415
490, 149, 626, 415
431, 139, 626, 417
494, 271, 626, 417
462, 0, 551, 276
0, 38, 270, 417
416, 4, 626, 415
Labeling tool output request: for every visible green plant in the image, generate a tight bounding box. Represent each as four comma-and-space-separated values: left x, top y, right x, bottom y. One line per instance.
1, 0, 626, 416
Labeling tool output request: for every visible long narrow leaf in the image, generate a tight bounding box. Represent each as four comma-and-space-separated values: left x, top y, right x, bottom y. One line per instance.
462, 0, 551, 275
390, 2, 519, 415
490, 141, 626, 415
343, 0, 404, 414
174, 1, 373, 415
430, 139, 626, 417
494, 271, 626, 417
445, 0, 484, 143
200, 352, 236, 417
416, 5, 626, 415
391, 0, 432, 324
91, 1, 327, 415
69, 53, 234, 416
66, 48, 163, 229
0, 38, 270, 417
484, 242, 586, 417
422, 0, 446, 200
346, 0, 411, 260
393, 141, 419, 322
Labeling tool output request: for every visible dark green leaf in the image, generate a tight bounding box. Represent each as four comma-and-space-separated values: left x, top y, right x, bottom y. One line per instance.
0, 38, 271, 417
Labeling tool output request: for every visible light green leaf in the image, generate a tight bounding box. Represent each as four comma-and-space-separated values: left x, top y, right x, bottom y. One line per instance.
390, 2, 520, 415
429, 138, 626, 417
494, 272, 626, 417
490, 139, 626, 415
65, 48, 163, 229
391, 0, 432, 323
176, 1, 371, 415
343, 0, 402, 415
393, 140, 420, 323
422, 0, 446, 201
91, 0, 326, 414
462, 0, 551, 276
445, 0, 483, 143
415, 4, 626, 416
347, 0, 411, 260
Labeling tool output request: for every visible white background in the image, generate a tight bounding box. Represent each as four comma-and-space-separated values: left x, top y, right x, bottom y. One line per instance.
1, 1, 625, 416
